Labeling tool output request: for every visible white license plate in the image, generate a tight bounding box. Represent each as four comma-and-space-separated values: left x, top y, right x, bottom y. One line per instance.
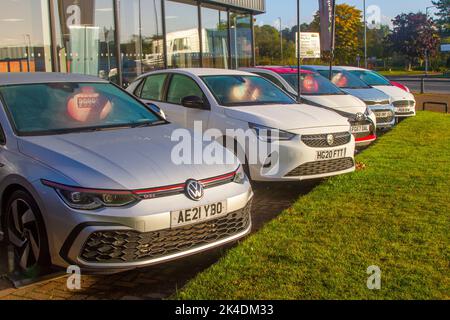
351, 124, 370, 133
316, 148, 347, 161
396, 107, 411, 113
375, 111, 391, 118
171, 201, 227, 228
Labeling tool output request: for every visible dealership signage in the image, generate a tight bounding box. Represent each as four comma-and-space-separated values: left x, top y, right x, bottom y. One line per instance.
295, 32, 321, 59
58, 0, 95, 36
318, 0, 335, 52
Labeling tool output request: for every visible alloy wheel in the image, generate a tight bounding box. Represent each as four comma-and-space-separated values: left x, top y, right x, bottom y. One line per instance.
7, 198, 42, 271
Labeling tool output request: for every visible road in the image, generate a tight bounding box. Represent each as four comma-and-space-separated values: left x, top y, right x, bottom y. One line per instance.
387, 77, 450, 94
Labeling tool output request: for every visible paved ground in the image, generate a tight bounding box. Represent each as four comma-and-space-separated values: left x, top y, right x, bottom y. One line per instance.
0, 181, 318, 300
388, 77, 450, 94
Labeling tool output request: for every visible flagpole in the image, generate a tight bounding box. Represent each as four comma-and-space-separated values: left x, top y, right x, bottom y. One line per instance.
297, 0, 302, 103
328, 0, 336, 80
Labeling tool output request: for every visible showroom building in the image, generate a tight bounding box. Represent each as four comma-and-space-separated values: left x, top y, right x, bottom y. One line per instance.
0, 0, 265, 86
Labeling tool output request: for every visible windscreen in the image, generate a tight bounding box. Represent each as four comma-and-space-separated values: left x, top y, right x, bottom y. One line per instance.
0, 82, 162, 136
280, 73, 345, 95
348, 70, 391, 86
201, 75, 295, 106
317, 70, 371, 89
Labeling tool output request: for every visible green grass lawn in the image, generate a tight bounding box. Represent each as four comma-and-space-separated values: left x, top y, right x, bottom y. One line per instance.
379, 70, 443, 77
176, 112, 450, 300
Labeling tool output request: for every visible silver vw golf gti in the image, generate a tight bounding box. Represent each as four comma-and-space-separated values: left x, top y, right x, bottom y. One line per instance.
0, 73, 252, 274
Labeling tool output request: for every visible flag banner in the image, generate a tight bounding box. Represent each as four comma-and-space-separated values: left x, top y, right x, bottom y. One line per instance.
318, 0, 335, 51
58, 0, 95, 36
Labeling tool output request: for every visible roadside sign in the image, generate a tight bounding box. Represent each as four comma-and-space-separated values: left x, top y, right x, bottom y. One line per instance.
441, 44, 450, 52
296, 32, 321, 59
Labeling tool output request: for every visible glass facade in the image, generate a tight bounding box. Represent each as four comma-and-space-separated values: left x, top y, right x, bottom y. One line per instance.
0, 0, 53, 73
201, 5, 229, 69
230, 12, 253, 69
53, 0, 118, 82
0, 0, 262, 86
120, 0, 164, 86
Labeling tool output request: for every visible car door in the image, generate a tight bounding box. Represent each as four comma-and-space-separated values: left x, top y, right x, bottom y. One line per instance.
164, 74, 211, 129
136, 73, 187, 124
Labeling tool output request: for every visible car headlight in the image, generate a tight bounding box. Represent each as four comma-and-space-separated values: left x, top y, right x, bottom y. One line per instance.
233, 165, 246, 184
249, 123, 297, 142
42, 180, 139, 210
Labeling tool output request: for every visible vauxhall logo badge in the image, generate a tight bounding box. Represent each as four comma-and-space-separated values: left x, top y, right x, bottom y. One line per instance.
326, 134, 335, 146
185, 179, 204, 201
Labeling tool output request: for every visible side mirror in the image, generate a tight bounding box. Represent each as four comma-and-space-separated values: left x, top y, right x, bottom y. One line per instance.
146, 102, 166, 120
181, 96, 205, 110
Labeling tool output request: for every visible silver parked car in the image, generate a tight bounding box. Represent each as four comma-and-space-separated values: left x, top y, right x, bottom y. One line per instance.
0, 73, 252, 274
302, 66, 396, 129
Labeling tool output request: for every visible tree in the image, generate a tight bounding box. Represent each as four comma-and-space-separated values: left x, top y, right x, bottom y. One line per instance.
309, 4, 364, 65
387, 13, 441, 70
254, 25, 295, 65
432, 0, 450, 32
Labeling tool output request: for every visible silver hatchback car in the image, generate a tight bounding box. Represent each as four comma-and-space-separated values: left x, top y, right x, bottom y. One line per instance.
0, 73, 252, 274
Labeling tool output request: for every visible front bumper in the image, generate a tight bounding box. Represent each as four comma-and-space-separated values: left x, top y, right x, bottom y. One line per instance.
33, 178, 253, 272
368, 105, 396, 129
247, 126, 356, 181
393, 100, 416, 118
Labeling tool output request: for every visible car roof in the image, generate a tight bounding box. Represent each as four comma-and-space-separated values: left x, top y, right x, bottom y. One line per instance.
337, 66, 365, 71
251, 66, 314, 75
0, 73, 108, 86
152, 68, 254, 77
302, 65, 345, 71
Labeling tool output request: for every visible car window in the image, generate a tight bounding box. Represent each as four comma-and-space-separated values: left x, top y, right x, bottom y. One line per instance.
317, 70, 371, 89
201, 75, 295, 107
167, 74, 204, 105
0, 83, 163, 136
349, 70, 391, 86
256, 73, 285, 89
280, 73, 345, 95
140, 74, 167, 101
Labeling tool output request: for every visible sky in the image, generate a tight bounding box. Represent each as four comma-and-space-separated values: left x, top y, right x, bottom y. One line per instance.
256, 0, 437, 29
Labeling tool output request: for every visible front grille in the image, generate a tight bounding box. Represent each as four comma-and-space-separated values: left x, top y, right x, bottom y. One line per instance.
286, 157, 354, 177
365, 100, 390, 106
80, 203, 252, 263
301, 132, 351, 148
374, 110, 395, 124
393, 100, 414, 108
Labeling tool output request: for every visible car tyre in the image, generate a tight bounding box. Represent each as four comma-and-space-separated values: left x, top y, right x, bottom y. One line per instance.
5, 190, 50, 276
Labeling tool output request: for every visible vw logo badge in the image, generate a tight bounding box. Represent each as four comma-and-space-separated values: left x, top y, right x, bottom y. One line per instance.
326, 134, 335, 146
185, 180, 204, 201
355, 112, 365, 122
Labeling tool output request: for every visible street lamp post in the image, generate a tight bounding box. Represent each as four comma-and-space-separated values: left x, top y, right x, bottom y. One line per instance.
364, 0, 367, 69
425, 6, 437, 76
296, 0, 302, 103
278, 17, 283, 65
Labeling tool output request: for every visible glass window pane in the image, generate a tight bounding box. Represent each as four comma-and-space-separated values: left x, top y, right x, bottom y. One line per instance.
141, 74, 167, 101
167, 74, 203, 104
0, 0, 52, 73
202, 75, 294, 107
201, 6, 229, 69
54, 0, 118, 83
0, 83, 160, 135
230, 13, 252, 69
120, 0, 164, 86
165, 0, 200, 68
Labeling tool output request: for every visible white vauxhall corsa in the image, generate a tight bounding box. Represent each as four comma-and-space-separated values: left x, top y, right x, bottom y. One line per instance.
127, 69, 356, 182
341, 67, 417, 118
